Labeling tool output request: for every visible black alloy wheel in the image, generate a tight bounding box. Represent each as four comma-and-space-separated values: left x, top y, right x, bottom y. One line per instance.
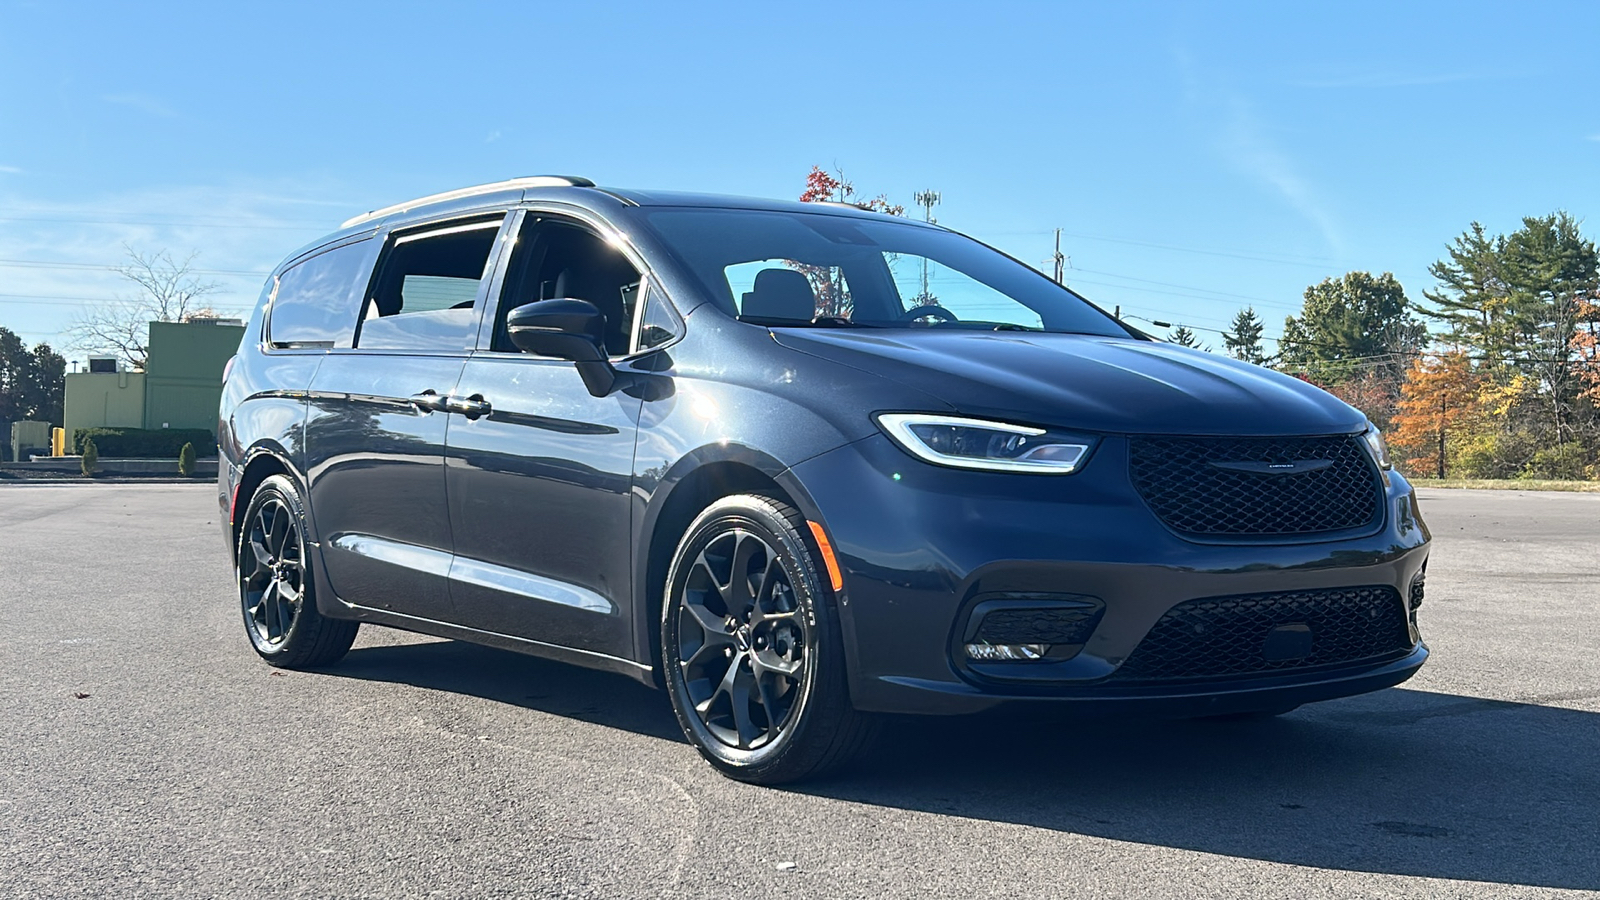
677, 527, 809, 750
236, 474, 359, 668
241, 494, 304, 648
663, 494, 875, 784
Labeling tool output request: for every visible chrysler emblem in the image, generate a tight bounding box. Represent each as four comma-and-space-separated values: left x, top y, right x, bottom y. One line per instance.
1208, 459, 1335, 475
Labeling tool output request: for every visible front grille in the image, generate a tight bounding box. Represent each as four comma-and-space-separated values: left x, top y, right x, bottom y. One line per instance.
1129, 434, 1383, 537
1111, 586, 1412, 682
975, 605, 1101, 645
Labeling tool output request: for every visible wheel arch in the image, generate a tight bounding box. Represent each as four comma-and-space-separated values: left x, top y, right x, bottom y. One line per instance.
230, 445, 313, 565
634, 447, 834, 683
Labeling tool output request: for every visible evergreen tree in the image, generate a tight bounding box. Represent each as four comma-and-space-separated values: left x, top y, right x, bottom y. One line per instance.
1423, 223, 1516, 363
1168, 325, 1209, 351
1223, 307, 1266, 364
1499, 212, 1599, 443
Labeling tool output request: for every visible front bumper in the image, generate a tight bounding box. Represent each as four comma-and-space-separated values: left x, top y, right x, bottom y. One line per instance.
789, 433, 1431, 716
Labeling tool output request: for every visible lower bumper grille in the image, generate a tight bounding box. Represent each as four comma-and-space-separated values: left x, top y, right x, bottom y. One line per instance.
1111, 585, 1412, 682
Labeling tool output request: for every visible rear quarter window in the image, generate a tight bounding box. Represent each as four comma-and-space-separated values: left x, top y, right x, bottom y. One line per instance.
267, 239, 377, 348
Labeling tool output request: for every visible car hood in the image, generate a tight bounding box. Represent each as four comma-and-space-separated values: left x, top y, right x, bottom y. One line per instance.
771, 329, 1365, 436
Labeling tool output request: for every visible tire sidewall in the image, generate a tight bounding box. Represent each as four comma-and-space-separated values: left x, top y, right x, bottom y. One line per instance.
661, 496, 831, 775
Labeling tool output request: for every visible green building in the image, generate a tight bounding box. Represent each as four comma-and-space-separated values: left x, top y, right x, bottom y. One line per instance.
63, 318, 245, 440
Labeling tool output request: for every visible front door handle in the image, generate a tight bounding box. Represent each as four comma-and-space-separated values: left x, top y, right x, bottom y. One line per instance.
444, 393, 493, 419
409, 390, 448, 412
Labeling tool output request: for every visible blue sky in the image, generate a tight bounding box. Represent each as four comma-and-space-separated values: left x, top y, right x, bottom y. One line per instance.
2, 0, 1596, 358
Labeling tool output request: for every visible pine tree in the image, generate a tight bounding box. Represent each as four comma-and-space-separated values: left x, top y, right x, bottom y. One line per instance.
1499, 212, 1599, 444
1223, 307, 1266, 364
1168, 325, 1209, 351
1422, 223, 1516, 363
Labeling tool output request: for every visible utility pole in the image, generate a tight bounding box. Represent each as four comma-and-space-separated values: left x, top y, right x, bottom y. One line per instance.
1052, 228, 1066, 284
914, 190, 940, 299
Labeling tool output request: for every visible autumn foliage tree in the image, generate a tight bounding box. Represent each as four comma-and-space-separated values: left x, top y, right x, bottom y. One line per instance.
1390, 351, 1485, 479
795, 167, 905, 317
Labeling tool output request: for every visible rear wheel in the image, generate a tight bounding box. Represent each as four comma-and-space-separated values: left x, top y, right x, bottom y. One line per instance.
662, 494, 874, 784
236, 474, 358, 668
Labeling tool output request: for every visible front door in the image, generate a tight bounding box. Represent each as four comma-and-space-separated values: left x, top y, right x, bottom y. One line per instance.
443, 211, 647, 655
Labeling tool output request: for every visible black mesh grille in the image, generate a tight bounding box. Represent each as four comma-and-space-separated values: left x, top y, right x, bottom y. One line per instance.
1129, 434, 1383, 537
1111, 586, 1412, 682
976, 606, 1102, 645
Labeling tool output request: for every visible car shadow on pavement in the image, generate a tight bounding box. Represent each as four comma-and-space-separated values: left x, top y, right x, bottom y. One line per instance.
326, 638, 685, 743
816, 687, 1600, 891
324, 640, 1598, 891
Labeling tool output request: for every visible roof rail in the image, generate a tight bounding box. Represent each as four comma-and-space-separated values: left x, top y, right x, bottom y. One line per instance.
340, 176, 596, 228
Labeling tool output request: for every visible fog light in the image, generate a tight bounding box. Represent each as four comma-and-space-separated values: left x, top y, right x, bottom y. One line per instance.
965, 642, 1050, 661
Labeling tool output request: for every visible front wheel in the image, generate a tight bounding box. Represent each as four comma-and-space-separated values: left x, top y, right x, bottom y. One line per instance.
236, 474, 359, 668
662, 494, 874, 784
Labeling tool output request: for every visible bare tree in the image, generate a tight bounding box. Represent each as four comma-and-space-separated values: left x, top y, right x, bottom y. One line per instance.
69, 247, 222, 369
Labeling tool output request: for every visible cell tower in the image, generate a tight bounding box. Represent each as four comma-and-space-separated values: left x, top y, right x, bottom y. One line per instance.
914, 190, 940, 299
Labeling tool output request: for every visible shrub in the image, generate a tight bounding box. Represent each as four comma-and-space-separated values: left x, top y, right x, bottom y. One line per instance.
178, 442, 196, 477
80, 438, 98, 477
1453, 430, 1540, 480
1523, 442, 1592, 480
72, 427, 215, 459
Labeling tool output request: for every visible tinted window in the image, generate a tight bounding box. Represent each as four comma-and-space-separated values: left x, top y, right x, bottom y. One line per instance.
634, 282, 679, 352
356, 217, 503, 351
639, 209, 1130, 336
492, 217, 642, 356
267, 239, 375, 348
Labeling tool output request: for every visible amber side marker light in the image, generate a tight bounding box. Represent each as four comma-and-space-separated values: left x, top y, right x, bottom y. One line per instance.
806, 520, 845, 593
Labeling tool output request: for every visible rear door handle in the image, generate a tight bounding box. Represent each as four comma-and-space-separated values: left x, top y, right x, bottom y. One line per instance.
444, 394, 493, 419
409, 390, 448, 412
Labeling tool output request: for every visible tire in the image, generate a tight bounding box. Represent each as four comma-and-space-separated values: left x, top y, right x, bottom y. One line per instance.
661, 494, 875, 784
236, 474, 358, 668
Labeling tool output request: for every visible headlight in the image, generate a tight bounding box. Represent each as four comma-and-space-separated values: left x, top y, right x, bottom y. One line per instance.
875, 413, 1097, 474
1361, 424, 1392, 470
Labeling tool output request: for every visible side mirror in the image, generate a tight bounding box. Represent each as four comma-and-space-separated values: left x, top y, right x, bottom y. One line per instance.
506, 299, 619, 396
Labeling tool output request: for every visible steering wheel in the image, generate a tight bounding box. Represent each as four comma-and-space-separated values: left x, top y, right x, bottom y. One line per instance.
897, 304, 959, 324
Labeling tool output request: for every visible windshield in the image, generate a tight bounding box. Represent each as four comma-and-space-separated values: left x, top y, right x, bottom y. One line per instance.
637, 208, 1133, 336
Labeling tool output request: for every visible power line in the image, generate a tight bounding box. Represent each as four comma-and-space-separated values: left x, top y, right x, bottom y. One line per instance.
1068, 267, 1302, 312
977, 228, 1346, 270
0, 215, 329, 231
0, 257, 270, 278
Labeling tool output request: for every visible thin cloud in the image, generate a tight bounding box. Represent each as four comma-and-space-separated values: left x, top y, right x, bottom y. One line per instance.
0, 165, 21, 175
1174, 50, 1345, 254
0, 178, 354, 347
102, 93, 178, 118
485, 129, 502, 143
1218, 97, 1345, 254
1588, 134, 1600, 143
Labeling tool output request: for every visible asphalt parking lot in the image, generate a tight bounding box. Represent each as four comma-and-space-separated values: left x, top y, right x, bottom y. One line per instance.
2, 484, 1597, 898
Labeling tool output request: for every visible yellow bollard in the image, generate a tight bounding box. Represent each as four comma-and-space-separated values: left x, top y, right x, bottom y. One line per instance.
52, 427, 66, 457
